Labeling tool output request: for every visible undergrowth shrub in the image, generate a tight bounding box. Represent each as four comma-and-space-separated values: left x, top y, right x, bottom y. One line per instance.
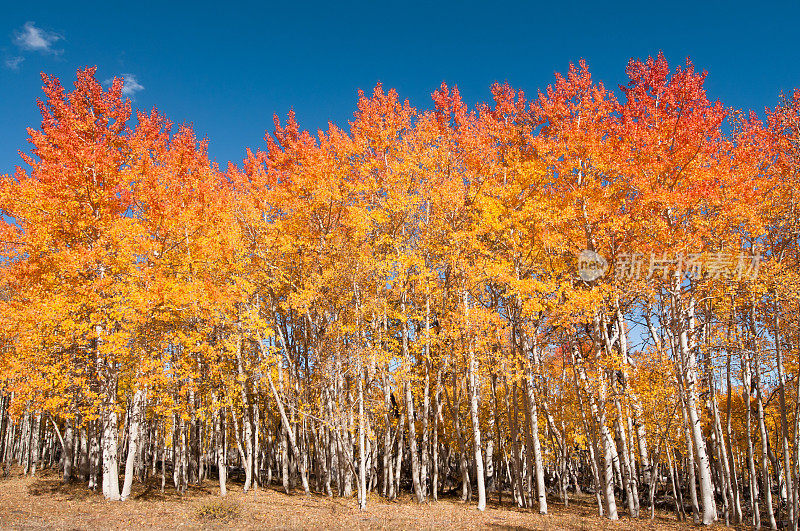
195, 499, 240, 522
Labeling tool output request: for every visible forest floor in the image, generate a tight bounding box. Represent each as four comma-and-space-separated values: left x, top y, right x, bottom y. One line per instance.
0, 468, 739, 530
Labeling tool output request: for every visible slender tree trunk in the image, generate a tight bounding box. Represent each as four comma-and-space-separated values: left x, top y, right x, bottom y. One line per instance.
504, 376, 525, 508
465, 292, 486, 511
677, 296, 716, 524
121, 388, 145, 501
491, 372, 502, 505
63, 418, 74, 483
89, 420, 100, 491
215, 405, 227, 496
358, 364, 367, 510
724, 334, 744, 524
572, 339, 617, 519
574, 366, 603, 516
667, 446, 684, 521
395, 410, 404, 497
754, 351, 778, 529
234, 336, 253, 492
101, 372, 121, 501
263, 326, 310, 494
161, 423, 166, 494
382, 376, 393, 499
432, 367, 442, 502
523, 365, 547, 514
28, 412, 41, 476
775, 310, 795, 528
265, 370, 310, 493
743, 345, 762, 529
401, 290, 424, 504
421, 366, 431, 499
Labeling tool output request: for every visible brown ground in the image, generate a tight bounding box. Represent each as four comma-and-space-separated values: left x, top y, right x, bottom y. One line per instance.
0, 469, 738, 530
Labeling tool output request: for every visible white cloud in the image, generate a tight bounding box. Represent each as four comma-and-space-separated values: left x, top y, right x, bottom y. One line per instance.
121, 74, 144, 97
13, 22, 62, 54
105, 73, 145, 99
4, 56, 24, 70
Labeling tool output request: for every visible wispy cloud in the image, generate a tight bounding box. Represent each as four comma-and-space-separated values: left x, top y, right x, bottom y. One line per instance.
121, 74, 144, 97
4, 56, 24, 70
105, 73, 145, 99
13, 22, 62, 54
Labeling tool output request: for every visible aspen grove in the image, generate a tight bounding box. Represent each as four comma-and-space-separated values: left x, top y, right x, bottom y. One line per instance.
2, 54, 800, 527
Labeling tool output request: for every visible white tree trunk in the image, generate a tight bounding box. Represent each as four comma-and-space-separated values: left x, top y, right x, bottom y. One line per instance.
121, 388, 145, 500
358, 366, 367, 510
465, 292, 486, 511
215, 406, 227, 496
102, 381, 121, 501
678, 299, 717, 525
525, 364, 547, 514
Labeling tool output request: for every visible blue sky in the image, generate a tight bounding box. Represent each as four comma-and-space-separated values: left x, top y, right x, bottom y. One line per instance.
1, 1, 799, 173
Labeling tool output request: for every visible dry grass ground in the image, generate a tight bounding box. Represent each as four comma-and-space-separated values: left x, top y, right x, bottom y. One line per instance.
0, 468, 739, 530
